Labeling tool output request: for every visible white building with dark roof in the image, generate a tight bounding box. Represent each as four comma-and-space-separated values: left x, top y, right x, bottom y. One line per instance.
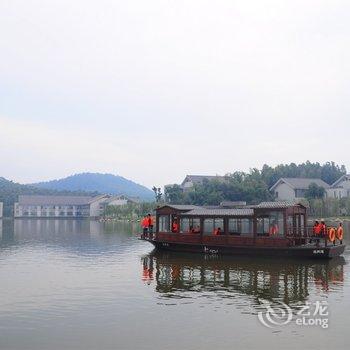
14, 195, 108, 218
104, 195, 141, 206
270, 178, 330, 201
98, 195, 141, 213
327, 174, 350, 199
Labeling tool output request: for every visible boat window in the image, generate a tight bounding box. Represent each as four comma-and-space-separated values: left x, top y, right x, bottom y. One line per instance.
287, 215, 293, 235
270, 211, 284, 236
159, 215, 170, 232
215, 218, 224, 234
257, 212, 284, 237
180, 218, 201, 234
203, 219, 214, 235
241, 218, 253, 236
203, 218, 224, 235
228, 218, 239, 234
228, 218, 253, 236
180, 218, 190, 233
295, 214, 305, 235
257, 217, 269, 235
190, 218, 201, 234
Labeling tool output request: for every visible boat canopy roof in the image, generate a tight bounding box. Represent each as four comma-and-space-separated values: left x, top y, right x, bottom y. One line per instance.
184, 208, 254, 217
157, 204, 202, 211
249, 201, 308, 209
156, 201, 307, 217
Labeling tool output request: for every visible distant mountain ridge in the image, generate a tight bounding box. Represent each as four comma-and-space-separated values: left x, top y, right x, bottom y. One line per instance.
31, 173, 154, 200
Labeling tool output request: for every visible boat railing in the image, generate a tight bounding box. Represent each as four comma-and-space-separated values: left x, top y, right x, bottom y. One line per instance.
286, 226, 311, 238
286, 226, 343, 246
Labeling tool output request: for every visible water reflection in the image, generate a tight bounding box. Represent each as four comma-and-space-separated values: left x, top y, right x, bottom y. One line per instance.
0, 219, 140, 256
0, 219, 15, 244
0, 218, 348, 350
142, 251, 345, 309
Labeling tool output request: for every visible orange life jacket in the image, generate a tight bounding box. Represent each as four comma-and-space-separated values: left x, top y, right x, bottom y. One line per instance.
313, 224, 321, 235
172, 222, 178, 232
142, 217, 149, 228
148, 216, 154, 226
269, 225, 279, 236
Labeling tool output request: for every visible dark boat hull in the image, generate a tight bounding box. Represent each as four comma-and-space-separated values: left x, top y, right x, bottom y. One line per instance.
144, 239, 345, 259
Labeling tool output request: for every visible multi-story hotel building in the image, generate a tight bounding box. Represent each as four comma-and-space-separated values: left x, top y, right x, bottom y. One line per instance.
14, 195, 108, 218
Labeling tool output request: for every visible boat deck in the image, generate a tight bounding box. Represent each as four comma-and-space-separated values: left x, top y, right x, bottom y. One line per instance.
141, 236, 345, 259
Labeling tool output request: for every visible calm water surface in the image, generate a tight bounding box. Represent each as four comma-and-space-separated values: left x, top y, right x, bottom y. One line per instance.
0, 219, 349, 350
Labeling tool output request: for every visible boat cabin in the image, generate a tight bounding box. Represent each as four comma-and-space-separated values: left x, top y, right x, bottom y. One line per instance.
154, 202, 308, 247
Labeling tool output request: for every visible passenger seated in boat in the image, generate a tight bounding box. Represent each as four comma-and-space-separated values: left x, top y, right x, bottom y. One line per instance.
191, 225, 200, 234
269, 221, 279, 236
213, 227, 222, 235
172, 220, 179, 233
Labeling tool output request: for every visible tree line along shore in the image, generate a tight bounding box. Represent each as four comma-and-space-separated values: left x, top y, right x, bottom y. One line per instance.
105, 162, 350, 220
1, 161, 349, 219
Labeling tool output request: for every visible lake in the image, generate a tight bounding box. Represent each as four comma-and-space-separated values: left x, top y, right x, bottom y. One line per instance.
0, 219, 349, 350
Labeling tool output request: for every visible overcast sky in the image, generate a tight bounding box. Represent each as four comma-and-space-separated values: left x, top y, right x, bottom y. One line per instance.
0, 0, 349, 188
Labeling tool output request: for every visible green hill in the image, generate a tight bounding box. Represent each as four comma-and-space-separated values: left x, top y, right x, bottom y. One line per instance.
31, 173, 154, 201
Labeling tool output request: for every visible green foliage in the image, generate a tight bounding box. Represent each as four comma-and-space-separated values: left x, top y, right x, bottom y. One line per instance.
305, 183, 326, 200
152, 186, 162, 202
1, 161, 347, 216
165, 172, 272, 205
308, 198, 350, 218
163, 161, 346, 206
261, 161, 345, 187
308, 198, 325, 217
104, 202, 157, 219
164, 184, 184, 203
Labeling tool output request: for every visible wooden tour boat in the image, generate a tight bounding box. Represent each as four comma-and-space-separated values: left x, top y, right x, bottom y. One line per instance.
140, 201, 345, 259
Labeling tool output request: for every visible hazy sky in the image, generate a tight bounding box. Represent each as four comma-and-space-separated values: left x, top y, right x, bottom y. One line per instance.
1, 0, 349, 188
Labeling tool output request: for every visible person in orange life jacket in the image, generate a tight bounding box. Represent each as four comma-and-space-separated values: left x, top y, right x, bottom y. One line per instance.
269, 221, 279, 236
312, 220, 321, 244
189, 225, 200, 234
141, 216, 149, 238
313, 221, 321, 235
147, 214, 154, 235
172, 220, 179, 233
337, 222, 343, 240
189, 225, 199, 234
214, 227, 222, 235
193, 225, 200, 234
